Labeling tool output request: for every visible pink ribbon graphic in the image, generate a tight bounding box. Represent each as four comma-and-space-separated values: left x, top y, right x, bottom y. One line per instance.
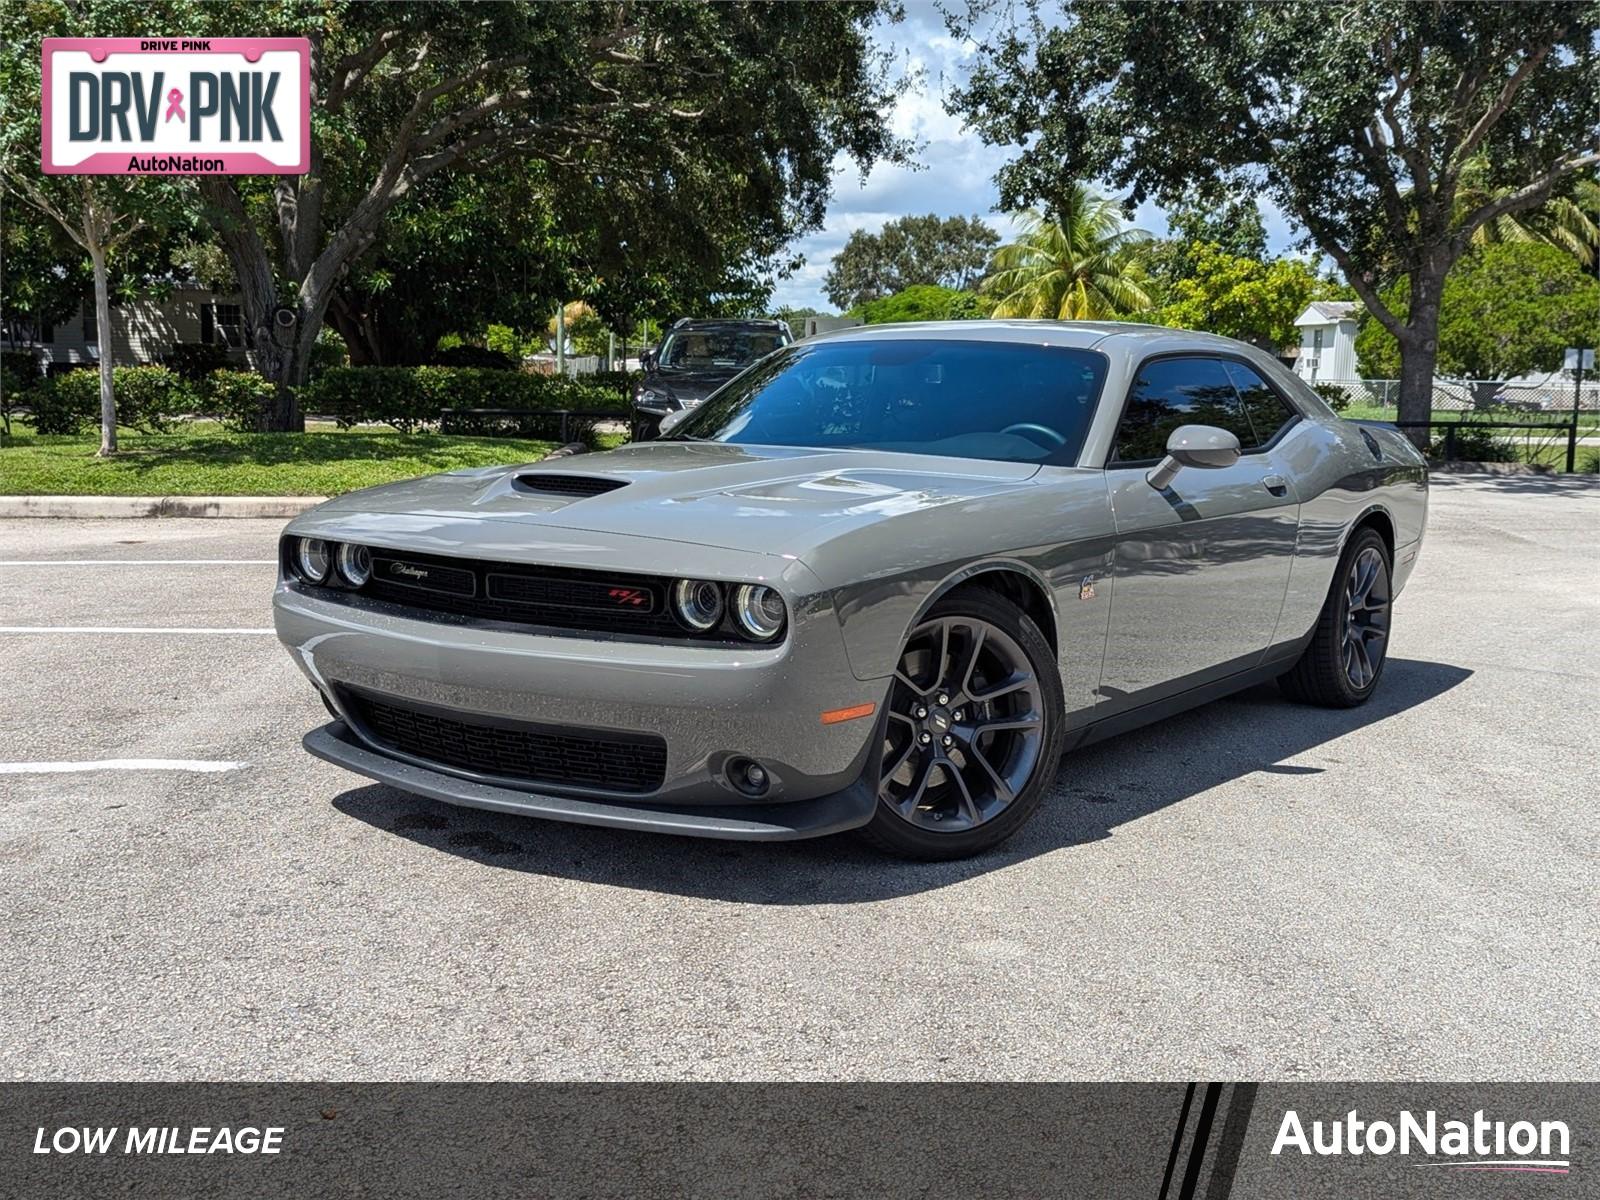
164, 88, 185, 123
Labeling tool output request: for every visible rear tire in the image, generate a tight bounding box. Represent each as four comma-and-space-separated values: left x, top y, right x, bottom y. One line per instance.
859, 590, 1065, 860
1279, 527, 1393, 708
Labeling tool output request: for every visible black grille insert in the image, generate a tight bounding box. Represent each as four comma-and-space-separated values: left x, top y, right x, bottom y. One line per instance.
349, 550, 711, 640
512, 473, 628, 498
343, 688, 667, 795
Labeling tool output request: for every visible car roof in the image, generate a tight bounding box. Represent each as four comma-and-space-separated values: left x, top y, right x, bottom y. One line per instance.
803, 318, 1261, 357
669, 318, 788, 331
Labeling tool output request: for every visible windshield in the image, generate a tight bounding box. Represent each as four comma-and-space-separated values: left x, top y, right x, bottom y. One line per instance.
658, 328, 787, 371
667, 338, 1109, 466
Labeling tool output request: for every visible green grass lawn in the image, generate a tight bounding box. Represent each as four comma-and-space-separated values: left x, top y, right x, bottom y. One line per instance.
0, 420, 559, 496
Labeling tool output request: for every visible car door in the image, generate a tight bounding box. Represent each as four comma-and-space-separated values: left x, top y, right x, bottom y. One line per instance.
1098, 354, 1301, 708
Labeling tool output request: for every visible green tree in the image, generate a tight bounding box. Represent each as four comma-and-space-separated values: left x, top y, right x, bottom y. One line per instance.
950, 1, 1600, 443
1156, 244, 1326, 350
1355, 242, 1600, 385
850, 284, 986, 324
1452, 160, 1600, 268
0, 208, 92, 347
823, 214, 1001, 309
190, 1, 903, 429
0, 1, 198, 455
1145, 196, 1269, 291
980, 190, 1152, 320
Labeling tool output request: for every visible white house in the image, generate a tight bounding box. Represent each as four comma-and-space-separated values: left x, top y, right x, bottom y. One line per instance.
2, 284, 248, 374
1291, 300, 1360, 383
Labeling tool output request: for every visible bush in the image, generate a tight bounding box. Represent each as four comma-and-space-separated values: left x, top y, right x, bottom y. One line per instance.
585, 369, 642, 400
163, 342, 233, 380
432, 344, 518, 370
204, 370, 277, 431
30, 365, 198, 435
303, 366, 629, 433
1310, 381, 1351, 412
1430, 423, 1518, 462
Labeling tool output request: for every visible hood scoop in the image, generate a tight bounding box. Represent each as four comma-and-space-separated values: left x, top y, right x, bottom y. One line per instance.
511, 473, 629, 499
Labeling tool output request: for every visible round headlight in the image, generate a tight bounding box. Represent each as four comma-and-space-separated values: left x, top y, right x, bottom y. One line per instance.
294, 537, 331, 584
335, 542, 372, 587
732, 584, 786, 641
671, 579, 724, 632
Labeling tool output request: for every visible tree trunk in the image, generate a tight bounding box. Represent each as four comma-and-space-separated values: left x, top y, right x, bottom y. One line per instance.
89, 242, 116, 456
1395, 261, 1448, 451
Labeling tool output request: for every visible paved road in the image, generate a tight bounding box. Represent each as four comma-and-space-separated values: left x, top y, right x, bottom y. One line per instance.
3, 473, 1597, 1081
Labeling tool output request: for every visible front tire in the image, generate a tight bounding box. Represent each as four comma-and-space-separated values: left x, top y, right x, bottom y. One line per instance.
859, 590, 1065, 860
1279, 527, 1393, 708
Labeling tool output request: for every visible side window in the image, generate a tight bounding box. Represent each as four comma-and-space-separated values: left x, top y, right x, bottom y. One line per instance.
1224, 361, 1298, 450
1111, 356, 1254, 463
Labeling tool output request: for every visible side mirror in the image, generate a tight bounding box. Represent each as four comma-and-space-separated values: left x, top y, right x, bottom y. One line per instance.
640, 348, 658, 370
1146, 424, 1241, 490
657, 408, 691, 437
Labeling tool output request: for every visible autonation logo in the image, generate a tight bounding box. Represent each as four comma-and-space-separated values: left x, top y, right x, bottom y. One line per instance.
1272, 1109, 1572, 1175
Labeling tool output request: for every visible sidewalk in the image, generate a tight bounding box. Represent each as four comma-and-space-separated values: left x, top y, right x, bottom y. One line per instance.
0, 495, 326, 519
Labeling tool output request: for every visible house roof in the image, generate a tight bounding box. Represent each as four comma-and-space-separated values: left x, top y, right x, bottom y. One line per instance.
1294, 301, 1361, 326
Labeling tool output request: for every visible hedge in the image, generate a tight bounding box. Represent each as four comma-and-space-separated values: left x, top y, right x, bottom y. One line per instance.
29, 365, 197, 435
205, 370, 277, 431
303, 366, 630, 433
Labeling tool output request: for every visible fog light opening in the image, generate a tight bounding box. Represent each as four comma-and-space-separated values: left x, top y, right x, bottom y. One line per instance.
727, 757, 770, 797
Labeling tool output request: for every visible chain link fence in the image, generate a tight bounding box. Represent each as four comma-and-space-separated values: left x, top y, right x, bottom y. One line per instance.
1311, 377, 1600, 417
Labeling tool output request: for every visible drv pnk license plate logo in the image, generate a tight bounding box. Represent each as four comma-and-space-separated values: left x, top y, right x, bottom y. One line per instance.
42, 38, 309, 174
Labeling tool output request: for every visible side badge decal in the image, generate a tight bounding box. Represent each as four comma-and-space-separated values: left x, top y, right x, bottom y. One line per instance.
1079, 575, 1097, 601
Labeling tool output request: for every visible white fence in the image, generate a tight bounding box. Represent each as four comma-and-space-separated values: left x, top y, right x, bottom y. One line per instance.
1313, 378, 1600, 414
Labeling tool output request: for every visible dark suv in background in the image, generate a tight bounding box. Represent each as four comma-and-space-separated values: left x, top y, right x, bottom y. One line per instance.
631, 318, 791, 439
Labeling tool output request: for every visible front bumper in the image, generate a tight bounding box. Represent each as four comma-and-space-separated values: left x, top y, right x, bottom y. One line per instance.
305, 721, 876, 840
275, 580, 889, 838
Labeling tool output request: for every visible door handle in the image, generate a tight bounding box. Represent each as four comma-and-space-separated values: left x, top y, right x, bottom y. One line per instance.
1262, 474, 1288, 497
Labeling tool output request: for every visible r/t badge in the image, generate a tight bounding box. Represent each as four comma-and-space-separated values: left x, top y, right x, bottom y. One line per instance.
1079, 575, 1097, 601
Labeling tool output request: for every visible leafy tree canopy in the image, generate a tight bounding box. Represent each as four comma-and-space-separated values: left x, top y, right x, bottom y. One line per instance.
1156, 244, 1329, 350
850, 284, 987, 324
1145, 196, 1268, 291
824, 214, 1001, 309
1355, 242, 1600, 380
949, 0, 1600, 436
136, 0, 907, 426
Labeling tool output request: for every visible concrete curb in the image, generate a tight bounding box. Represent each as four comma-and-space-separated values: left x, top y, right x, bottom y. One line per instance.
0, 495, 327, 519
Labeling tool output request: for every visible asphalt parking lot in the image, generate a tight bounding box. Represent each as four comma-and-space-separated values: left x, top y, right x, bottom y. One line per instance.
2, 473, 1597, 1082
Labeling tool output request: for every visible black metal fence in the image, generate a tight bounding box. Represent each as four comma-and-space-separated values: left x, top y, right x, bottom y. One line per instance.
1390, 419, 1588, 472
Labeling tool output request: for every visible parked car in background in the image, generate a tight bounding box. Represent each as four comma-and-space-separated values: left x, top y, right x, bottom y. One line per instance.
631, 317, 790, 439
276, 320, 1428, 860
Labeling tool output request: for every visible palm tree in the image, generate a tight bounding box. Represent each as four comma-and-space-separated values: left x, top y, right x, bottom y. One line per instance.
981, 186, 1153, 320
1455, 157, 1599, 268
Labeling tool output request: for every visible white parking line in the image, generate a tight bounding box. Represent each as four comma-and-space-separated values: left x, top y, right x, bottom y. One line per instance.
0, 759, 248, 775
0, 626, 276, 635
0, 559, 276, 566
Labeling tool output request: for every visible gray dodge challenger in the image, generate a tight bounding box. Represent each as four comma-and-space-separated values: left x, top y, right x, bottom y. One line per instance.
275, 321, 1427, 859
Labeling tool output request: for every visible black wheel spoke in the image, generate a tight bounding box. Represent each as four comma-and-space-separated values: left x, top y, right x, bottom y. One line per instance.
1341, 547, 1391, 691
878, 611, 1046, 834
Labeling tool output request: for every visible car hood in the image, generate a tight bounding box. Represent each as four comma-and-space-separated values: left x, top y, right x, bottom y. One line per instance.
310, 441, 1041, 560
642, 368, 739, 404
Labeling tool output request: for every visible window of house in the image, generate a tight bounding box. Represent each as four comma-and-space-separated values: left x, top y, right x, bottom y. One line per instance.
211, 303, 245, 347
82, 302, 96, 343
1110, 356, 1256, 464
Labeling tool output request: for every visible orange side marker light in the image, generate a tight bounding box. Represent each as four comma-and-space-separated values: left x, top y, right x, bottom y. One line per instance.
820, 702, 876, 725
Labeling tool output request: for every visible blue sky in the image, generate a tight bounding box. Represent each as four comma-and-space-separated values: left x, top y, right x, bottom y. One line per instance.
769, 2, 1301, 313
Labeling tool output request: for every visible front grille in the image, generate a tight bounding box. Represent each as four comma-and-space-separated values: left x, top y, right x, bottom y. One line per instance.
343, 688, 667, 795
335, 548, 727, 641
512, 473, 628, 498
